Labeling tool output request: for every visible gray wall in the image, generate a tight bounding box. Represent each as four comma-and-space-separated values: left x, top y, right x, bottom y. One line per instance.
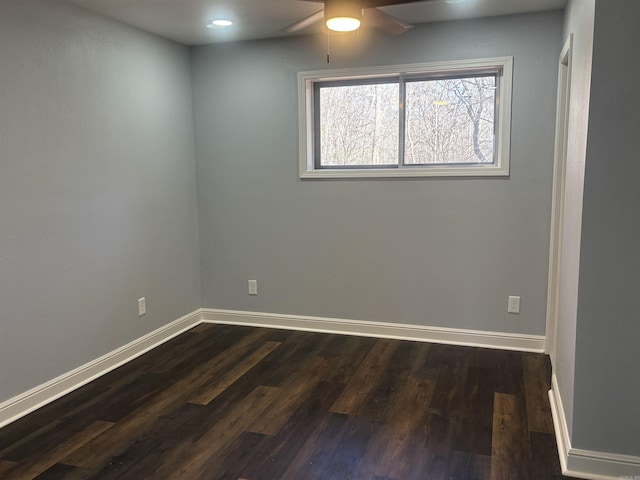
555, 0, 595, 440
193, 12, 563, 335
572, 0, 640, 456
0, 0, 201, 403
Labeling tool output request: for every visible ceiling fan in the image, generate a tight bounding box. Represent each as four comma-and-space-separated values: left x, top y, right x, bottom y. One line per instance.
285, 0, 437, 35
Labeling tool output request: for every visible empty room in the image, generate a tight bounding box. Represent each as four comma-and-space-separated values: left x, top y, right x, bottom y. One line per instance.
0, 0, 638, 478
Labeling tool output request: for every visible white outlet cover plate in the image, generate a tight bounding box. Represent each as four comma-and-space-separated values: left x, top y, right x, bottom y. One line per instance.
508, 296, 520, 314
138, 298, 146, 316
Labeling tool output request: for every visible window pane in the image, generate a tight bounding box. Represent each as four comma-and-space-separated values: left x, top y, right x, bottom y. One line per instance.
404, 76, 496, 165
318, 83, 399, 167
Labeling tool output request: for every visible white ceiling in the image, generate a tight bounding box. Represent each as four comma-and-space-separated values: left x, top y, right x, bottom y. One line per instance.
63, 0, 567, 46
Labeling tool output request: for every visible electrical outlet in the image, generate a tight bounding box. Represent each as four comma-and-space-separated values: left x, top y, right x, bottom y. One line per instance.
248, 280, 258, 296
508, 296, 520, 314
138, 297, 146, 317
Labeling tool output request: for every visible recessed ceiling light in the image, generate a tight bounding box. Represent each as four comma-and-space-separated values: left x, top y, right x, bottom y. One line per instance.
207, 19, 233, 29
444, 0, 467, 4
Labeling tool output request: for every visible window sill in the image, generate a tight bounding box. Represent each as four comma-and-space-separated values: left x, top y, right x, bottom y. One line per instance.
299, 164, 510, 179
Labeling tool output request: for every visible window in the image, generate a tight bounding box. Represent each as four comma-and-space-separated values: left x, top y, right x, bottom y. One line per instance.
299, 57, 513, 178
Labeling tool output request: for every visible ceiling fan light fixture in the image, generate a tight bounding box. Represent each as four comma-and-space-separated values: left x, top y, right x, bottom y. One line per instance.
326, 16, 361, 32
324, 1, 362, 32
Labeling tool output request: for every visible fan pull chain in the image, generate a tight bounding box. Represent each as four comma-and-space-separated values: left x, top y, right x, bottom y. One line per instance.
327, 31, 330, 64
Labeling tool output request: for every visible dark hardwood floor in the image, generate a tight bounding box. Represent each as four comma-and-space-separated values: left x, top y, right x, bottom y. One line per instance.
0, 324, 574, 479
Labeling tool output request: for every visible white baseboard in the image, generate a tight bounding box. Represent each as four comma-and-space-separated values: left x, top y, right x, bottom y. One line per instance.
549, 374, 640, 480
200, 308, 546, 353
0, 310, 201, 429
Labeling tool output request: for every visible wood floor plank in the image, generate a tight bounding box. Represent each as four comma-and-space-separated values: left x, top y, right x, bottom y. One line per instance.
490, 393, 530, 480
247, 355, 331, 436
530, 431, 569, 479
429, 345, 470, 415
86, 372, 174, 424
189, 340, 281, 405
318, 335, 377, 385
404, 410, 453, 480
152, 385, 281, 479
0, 418, 65, 461
0, 459, 17, 475
409, 342, 440, 382
453, 366, 495, 456
358, 376, 436, 479
258, 331, 333, 387
261, 331, 323, 366
523, 353, 555, 434
3, 420, 113, 480
60, 329, 274, 470
124, 323, 226, 373
188, 323, 217, 334
32, 463, 78, 480
97, 354, 281, 479
195, 431, 265, 480
40, 365, 163, 426
492, 350, 526, 395
358, 363, 410, 425
154, 326, 271, 380
0, 327, 245, 450
391, 340, 432, 377
0, 325, 575, 480
146, 325, 247, 375
329, 338, 398, 415
317, 417, 382, 480
279, 412, 349, 480
448, 450, 491, 480
82, 402, 210, 480
236, 381, 345, 480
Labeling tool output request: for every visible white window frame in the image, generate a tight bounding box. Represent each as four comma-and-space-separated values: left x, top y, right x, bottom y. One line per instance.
298, 57, 513, 179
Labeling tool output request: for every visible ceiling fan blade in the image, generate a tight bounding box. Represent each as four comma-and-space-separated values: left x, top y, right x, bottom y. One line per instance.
364, 8, 412, 34
284, 9, 324, 33
300, 0, 436, 6
362, 0, 436, 7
